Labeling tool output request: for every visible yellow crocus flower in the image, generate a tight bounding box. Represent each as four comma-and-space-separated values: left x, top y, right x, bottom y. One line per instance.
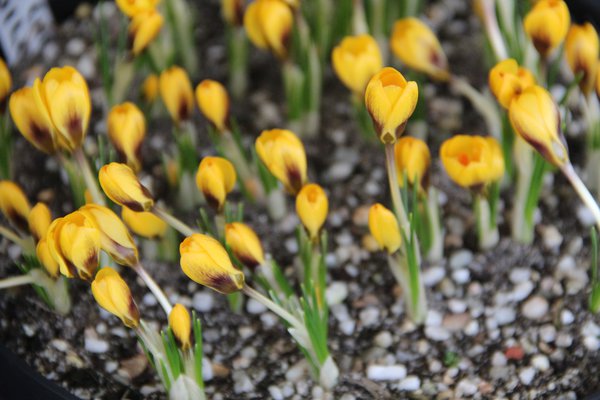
196, 80, 230, 133
91, 267, 140, 328
195, 157, 237, 211
9, 87, 57, 154
489, 59, 536, 109
122, 207, 168, 239
115, 0, 159, 17
141, 74, 159, 103
180, 233, 245, 294
244, 0, 293, 60
0, 180, 31, 232
368, 203, 401, 254
99, 162, 155, 212
224, 222, 265, 268
394, 137, 431, 190
129, 9, 164, 56
222, 0, 244, 26
159, 66, 195, 125
332, 34, 383, 96
107, 102, 146, 173
296, 183, 328, 241
36, 236, 60, 278
364, 67, 419, 144
28, 202, 52, 243
169, 303, 192, 350
524, 0, 570, 58
565, 23, 599, 96
0, 57, 11, 114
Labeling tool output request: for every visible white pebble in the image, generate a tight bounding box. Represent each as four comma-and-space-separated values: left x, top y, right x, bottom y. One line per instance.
560, 309, 575, 325
521, 296, 549, 320
340, 320, 356, 335
285, 360, 308, 382
577, 205, 595, 227
425, 310, 443, 326
584, 335, 600, 351
359, 307, 380, 327
143, 293, 157, 307
582, 321, 600, 337
325, 281, 348, 305
512, 281, 534, 302
531, 355, 550, 372
425, 326, 451, 341
539, 325, 557, 343
397, 375, 421, 391
422, 266, 445, 287
366, 364, 407, 381
233, 371, 254, 393
193, 291, 214, 312
84, 337, 109, 354
495, 307, 516, 326
519, 367, 536, 386
374, 331, 393, 348
246, 298, 267, 314
449, 250, 473, 269
542, 226, 563, 250
448, 299, 467, 313
509, 268, 531, 284
464, 320, 480, 336
452, 269, 470, 284
556, 333, 573, 347
268, 386, 284, 400
456, 378, 478, 396
491, 351, 507, 367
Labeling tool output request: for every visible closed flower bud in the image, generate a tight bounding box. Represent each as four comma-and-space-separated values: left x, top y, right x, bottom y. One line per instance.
36, 236, 59, 278
368, 203, 401, 254
169, 303, 192, 350
332, 34, 383, 96
390, 18, 449, 81
0, 57, 11, 113
509, 85, 568, 167
489, 59, 536, 109
296, 184, 328, 240
0, 180, 31, 232
122, 207, 168, 239
222, 0, 244, 26
33, 66, 91, 152
565, 23, 599, 96
129, 9, 164, 56
9, 87, 57, 154
255, 129, 307, 194
440, 135, 505, 189
196, 80, 230, 133
394, 137, 431, 190
115, 0, 159, 17
225, 222, 265, 268
596, 61, 600, 98
180, 233, 245, 294
28, 202, 52, 243
364, 67, 419, 144
91, 267, 140, 328
244, 0, 293, 60
524, 0, 570, 58
195, 157, 237, 211
159, 66, 195, 125
47, 212, 101, 281
80, 204, 139, 267
107, 102, 146, 172
141, 74, 159, 103
99, 163, 155, 212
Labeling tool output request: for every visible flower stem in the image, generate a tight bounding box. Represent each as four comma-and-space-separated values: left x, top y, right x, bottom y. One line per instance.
73, 148, 105, 206
0, 225, 28, 249
384, 143, 410, 235
152, 206, 197, 237
0, 274, 36, 290
562, 162, 600, 233
242, 285, 303, 330
134, 263, 173, 316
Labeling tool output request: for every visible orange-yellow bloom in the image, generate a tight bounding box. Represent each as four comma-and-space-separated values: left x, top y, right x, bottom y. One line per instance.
565, 23, 599, 96
390, 18, 449, 81
489, 59, 536, 109
169, 303, 192, 350
115, 0, 159, 17
9, 87, 57, 154
195, 157, 237, 211
196, 80, 230, 132
440, 135, 505, 189
224, 222, 265, 268
296, 183, 328, 240
364, 67, 419, 144
129, 9, 164, 56
91, 267, 140, 328
222, 0, 244, 26
99, 163, 155, 212
394, 137, 431, 190
122, 207, 168, 239
244, 0, 293, 59
524, 0, 570, 57
0, 57, 11, 113
159, 66, 195, 124
332, 34, 383, 96
28, 202, 52, 243
107, 102, 146, 172
141, 74, 159, 103
0, 180, 31, 232
368, 203, 401, 254
36, 236, 59, 278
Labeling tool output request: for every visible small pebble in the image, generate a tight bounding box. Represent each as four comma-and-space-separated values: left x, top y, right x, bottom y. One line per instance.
325, 281, 348, 305
539, 324, 557, 343
143, 293, 157, 307
519, 367, 536, 386
397, 375, 421, 391
232, 371, 254, 393
426, 310, 443, 326
425, 326, 451, 341
448, 299, 467, 313
583, 336, 600, 351
509, 268, 531, 284
84, 337, 109, 354
374, 331, 393, 348
491, 351, 507, 367
366, 364, 407, 381
456, 378, 478, 397
542, 226, 563, 250
577, 205, 595, 227
359, 307, 380, 327
512, 281, 534, 302
464, 320, 480, 336
422, 266, 446, 287
495, 307, 516, 326
452, 269, 470, 284
449, 250, 473, 269
246, 298, 267, 314
521, 296, 549, 320
531, 355, 550, 372
192, 291, 214, 312
556, 333, 573, 348
561, 309, 575, 325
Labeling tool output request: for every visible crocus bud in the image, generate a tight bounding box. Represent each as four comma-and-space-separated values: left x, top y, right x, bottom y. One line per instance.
222, 0, 244, 26
28, 202, 52, 243
33, 66, 91, 152
141, 74, 159, 103
196, 80, 230, 133
225, 222, 265, 268
596, 61, 600, 98
91, 267, 140, 328
115, 0, 159, 17
122, 207, 168, 239
169, 303, 192, 350
0, 180, 31, 232
129, 9, 164, 56
180, 233, 245, 294
296, 184, 328, 241
107, 102, 146, 172
390, 17, 449, 81
195, 157, 237, 211
509, 85, 568, 167
332, 34, 383, 96
565, 23, 599, 96
440, 135, 505, 189
79, 204, 139, 267
99, 163, 154, 212
394, 137, 431, 190
9, 87, 57, 154
255, 129, 307, 194
159, 66, 195, 125
524, 0, 570, 58
368, 203, 401, 254
244, 0, 293, 60
489, 59, 536, 109
0, 57, 11, 113
36, 236, 59, 278
364, 67, 419, 144
47, 212, 101, 281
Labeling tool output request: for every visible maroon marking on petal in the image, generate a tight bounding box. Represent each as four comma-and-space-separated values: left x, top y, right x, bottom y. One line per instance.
208, 274, 238, 294
286, 166, 304, 194
67, 115, 83, 146
178, 99, 190, 122
123, 201, 145, 212
236, 253, 260, 269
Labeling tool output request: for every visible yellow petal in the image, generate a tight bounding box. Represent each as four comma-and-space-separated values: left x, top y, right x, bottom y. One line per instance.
129, 9, 164, 56
180, 233, 245, 294
488, 59, 536, 109
225, 222, 265, 268
122, 207, 168, 239
28, 202, 52, 243
0, 180, 31, 232
99, 162, 155, 211
141, 74, 159, 103
196, 80, 230, 132
91, 267, 140, 328
296, 183, 328, 240
524, 0, 570, 57
368, 203, 401, 254
169, 303, 192, 350
332, 34, 383, 95
9, 87, 57, 153
196, 156, 237, 211
222, 0, 244, 26
115, 0, 159, 17
394, 137, 431, 190
565, 23, 599, 95
244, 0, 293, 59
159, 66, 195, 124
36, 236, 60, 278
107, 102, 146, 172
0, 57, 11, 113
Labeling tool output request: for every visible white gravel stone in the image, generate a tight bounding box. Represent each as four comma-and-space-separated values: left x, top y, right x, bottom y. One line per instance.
539, 324, 557, 343
512, 281, 534, 302
422, 266, 446, 287
542, 226, 563, 250
509, 268, 531, 284
374, 331, 393, 348
84, 337, 109, 353
340, 320, 356, 335
584, 335, 600, 351
556, 333, 573, 347
397, 376, 421, 391
425, 326, 451, 341
456, 378, 478, 397
285, 360, 308, 382
448, 299, 467, 313
246, 298, 267, 314
577, 205, 595, 227
452, 269, 470, 284
233, 371, 254, 393
491, 351, 507, 367
325, 281, 348, 305
495, 307, 516, 326
359, 307, 380, 327
582, 321, 600, 337
464, 320, 480, 336
531, 355, 550, 372
426, 310, 443, 326
560, 309, 575, 325
193, 291, 214, 312
522, 296, 549, 320
143, 293, 157, 307
519, 367, 536, 386
449, 250, 473, 269
367, 364, 407, 381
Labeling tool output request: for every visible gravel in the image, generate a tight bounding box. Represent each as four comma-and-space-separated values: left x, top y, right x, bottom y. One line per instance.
521, 296, 549, 320
367, 365, 407, 381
